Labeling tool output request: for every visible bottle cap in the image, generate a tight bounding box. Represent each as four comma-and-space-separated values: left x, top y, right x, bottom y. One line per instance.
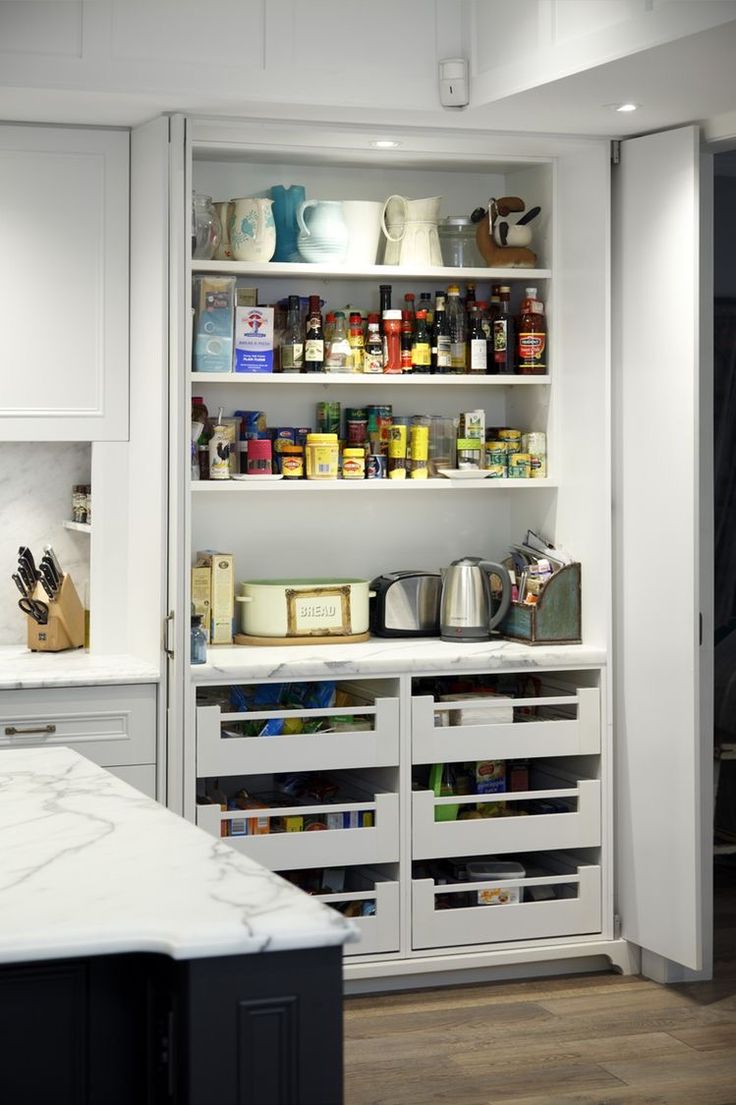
191, 615, 202, 627
447, 284, 460, 295
416, 309, 427, 320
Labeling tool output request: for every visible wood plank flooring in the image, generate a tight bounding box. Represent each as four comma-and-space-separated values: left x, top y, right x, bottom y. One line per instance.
344, 865, 736, 1104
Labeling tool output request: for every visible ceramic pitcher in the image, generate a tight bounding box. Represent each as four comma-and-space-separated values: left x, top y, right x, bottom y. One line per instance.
230, 196, 276, 262
296, 200, 348, 263
341, 200, 383, 267
271, 184, 306, 262
381, 194, 443, 267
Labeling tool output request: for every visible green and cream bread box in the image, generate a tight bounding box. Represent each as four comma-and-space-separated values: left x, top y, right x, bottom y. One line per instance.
236, 578, 373, 638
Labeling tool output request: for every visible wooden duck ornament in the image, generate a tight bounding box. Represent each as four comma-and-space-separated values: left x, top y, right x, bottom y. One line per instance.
473, 196, 540, 268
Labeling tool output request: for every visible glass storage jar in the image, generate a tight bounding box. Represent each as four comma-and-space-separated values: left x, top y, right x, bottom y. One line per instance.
192, 193, 221, 260
438, 216, 485, 268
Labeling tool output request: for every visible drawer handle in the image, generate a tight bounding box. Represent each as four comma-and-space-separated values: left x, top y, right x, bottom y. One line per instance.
4, 724, 57, 737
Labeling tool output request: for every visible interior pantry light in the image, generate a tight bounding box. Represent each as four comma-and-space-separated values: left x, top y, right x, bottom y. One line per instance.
607, 102, 639, 112
370, 139, 401, 149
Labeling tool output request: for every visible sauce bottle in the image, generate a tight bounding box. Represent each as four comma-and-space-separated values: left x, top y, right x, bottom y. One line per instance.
280, 294, 304, 373
516, 286, 547, 374
348, 312, 365, 372
467, 306, 488, 374
432, 294, 451, 374
364, 314, 384, 373
304, 294, 325, 372
411, 309, 431, 373
400, 313, 413, 372
493, 285, 515, 375
446, 284, 467, 373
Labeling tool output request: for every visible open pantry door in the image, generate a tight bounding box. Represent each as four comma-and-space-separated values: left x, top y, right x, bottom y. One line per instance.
613, 125, 713, 977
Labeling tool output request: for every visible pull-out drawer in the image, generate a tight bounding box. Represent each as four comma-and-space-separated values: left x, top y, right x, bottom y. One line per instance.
197, 791, 399, 871
281, 868, 400, 957
0, 684, 156, 767
412, 778, 600, 860
411, 862, 602, 950
196, 692, 399, 776
412, 685, 600, 765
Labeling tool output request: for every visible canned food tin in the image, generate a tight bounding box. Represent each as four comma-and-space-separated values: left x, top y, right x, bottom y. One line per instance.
316, 401, 341, 435
485, 463, 507, 479
522, 431, 547, 478
508, 452, 532, 478
367, 454, 387, 479
345, 407, 368, 444
485, 441, 508, 468
498, 428, 522, 457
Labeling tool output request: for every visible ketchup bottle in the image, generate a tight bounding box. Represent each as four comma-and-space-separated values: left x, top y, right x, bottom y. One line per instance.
516, 286, 547, 375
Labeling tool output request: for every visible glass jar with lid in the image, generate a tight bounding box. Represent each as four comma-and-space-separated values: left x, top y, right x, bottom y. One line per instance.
192, 193, 221, 260
438, 216, 485, 268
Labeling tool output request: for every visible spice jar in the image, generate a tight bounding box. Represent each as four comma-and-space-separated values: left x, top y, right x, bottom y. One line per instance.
305, 433, 339, 479
280, 443, 304, 479
382, 310, 402, 373
342, 447, 365, 480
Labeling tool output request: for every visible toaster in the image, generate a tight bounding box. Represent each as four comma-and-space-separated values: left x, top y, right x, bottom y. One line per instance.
369, 570, 443, 637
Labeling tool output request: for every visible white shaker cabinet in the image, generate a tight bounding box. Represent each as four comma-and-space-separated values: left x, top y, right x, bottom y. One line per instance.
0, 124, 129, 441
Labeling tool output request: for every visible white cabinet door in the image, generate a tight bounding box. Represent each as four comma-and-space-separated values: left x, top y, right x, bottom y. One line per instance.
614, 126, 713, 974
0, 124, 128, 441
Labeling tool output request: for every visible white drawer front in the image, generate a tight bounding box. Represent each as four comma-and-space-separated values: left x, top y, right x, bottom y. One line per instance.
107, 763, 157, 799
196, 695, 399, 776
411, 865, 602, 950
412, 686, 600, 765
412, 779, 601, 860
316, 878, 400, 957
0, 684, 156, 767
197, 792, 399, 871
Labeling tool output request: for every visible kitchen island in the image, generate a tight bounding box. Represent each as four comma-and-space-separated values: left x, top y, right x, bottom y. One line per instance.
0, 746, 357, 1105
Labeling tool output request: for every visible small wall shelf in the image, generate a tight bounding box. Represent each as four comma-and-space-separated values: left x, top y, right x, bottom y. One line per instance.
62, 520, 92, 534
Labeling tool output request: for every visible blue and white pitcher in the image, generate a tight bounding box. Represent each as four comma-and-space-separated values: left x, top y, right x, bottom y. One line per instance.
230, 197, 276, 262
296, 200, 348, 263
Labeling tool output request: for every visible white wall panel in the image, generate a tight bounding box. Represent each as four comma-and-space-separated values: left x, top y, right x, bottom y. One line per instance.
111, 0, 265, 68
0, 1, 82, 57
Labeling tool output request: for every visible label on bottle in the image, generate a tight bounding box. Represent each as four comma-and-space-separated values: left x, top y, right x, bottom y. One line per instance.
517, 332, 546, 369
364, 344, 384, 373
450, 341, 467, 371
411, 341, 431, 368
436, 335, 451, 369
469, 338, 487, 373
304, 338, 325, 363
281, 342, 304, 370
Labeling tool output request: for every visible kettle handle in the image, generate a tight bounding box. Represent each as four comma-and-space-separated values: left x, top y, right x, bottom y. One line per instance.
478, 561, 512, 631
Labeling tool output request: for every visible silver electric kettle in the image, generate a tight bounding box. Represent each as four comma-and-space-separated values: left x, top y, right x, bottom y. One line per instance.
440, 556, 512, 642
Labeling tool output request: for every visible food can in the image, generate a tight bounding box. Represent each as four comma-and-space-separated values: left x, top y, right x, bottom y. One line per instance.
498, 427, 522, 457
485, 464, 507, 479
305, 433, 339, 479
522, 431, 547, 478
316, 401, 341, 435
367, 454, 387, 479
508, 452, 532, 478
345, 407, 368, 445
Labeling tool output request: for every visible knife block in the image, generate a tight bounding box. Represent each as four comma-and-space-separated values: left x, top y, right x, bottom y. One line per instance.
26, 575, 85, 652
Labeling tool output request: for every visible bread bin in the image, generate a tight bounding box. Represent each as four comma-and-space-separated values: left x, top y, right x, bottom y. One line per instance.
236, 578, 372, 638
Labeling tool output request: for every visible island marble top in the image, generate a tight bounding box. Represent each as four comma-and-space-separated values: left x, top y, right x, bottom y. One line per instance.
199, 637, 607, 683
0, 646, 160, 690
0, 747, 357, 965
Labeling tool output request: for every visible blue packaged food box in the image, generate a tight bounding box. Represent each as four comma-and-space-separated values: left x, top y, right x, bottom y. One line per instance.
234, 305, 274, 372
193, 276, 235, 373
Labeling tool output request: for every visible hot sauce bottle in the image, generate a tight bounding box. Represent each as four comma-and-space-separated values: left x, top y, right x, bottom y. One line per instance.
516, 286, 547, 375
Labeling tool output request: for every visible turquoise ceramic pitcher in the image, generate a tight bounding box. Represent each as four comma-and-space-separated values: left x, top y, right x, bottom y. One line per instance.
270, 184, 305, 262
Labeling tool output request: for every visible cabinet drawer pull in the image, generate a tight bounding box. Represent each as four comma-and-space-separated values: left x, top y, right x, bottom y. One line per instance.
4, 724, 57, 737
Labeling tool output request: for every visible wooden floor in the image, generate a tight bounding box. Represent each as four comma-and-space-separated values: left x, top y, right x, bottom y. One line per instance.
344, 865, 736, 1104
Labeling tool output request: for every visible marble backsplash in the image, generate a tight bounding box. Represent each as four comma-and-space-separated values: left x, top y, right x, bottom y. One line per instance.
0, 443, 91, 645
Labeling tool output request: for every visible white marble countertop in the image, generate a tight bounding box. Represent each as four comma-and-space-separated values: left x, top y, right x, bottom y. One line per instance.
0, 646, 160, 690
0, 747, 357, 964
197, 637, 607, 683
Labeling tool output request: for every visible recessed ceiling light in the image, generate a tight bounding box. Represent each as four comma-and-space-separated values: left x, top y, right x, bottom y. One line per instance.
606, 102, 639, 113
370, 139, 401, 149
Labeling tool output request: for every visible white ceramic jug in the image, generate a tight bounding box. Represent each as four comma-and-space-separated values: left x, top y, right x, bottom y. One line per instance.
214, 200, 234, 260
296, 200, 349, 263
381, 195, 443, 267
230, 197, 276, 262
341, 200, 383, 267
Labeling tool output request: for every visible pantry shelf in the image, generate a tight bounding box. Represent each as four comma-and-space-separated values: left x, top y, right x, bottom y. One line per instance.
190, 260, 552, 282
191, 479, 557, 492
62, 520, 92, 534
190, 373, 551, 386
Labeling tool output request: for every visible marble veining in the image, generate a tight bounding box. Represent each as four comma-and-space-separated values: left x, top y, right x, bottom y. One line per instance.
0, 747, 357, 964
0, 646, 160, 689
197, 638, 607, 683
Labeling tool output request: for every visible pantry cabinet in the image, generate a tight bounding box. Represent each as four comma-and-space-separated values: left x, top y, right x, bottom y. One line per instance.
0, 124, 129, 442
146, 114, 710, 988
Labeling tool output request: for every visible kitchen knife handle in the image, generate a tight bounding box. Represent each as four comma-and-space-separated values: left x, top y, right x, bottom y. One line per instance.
4, 724, 56, 737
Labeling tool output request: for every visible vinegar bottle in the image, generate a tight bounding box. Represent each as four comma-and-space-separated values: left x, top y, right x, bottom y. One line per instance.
516, 286, 547, 375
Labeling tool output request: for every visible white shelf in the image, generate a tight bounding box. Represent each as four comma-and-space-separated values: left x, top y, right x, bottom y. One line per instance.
191, 478, 557, 492
191, 372, 551, 386
62, 520, 92, 534
191, 260, 552, 282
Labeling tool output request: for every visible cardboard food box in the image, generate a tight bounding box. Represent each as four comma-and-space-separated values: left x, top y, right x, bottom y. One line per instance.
193, 275, 235, 373
234, 305, 275, 373
195, 551, 234, 644
191, 565, 212, 638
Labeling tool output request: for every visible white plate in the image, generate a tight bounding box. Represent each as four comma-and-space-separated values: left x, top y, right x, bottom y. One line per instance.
231, 473, 284, 481
437, 469, 490, 480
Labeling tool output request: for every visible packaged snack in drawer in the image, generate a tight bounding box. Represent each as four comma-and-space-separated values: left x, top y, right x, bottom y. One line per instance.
475, 761, 506, 794
439, 691, 514, 726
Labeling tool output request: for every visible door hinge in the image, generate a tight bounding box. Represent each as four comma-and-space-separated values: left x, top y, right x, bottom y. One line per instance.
164, 611, 175, 659
611, 140, 621, 165
614, 913, 622, 939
